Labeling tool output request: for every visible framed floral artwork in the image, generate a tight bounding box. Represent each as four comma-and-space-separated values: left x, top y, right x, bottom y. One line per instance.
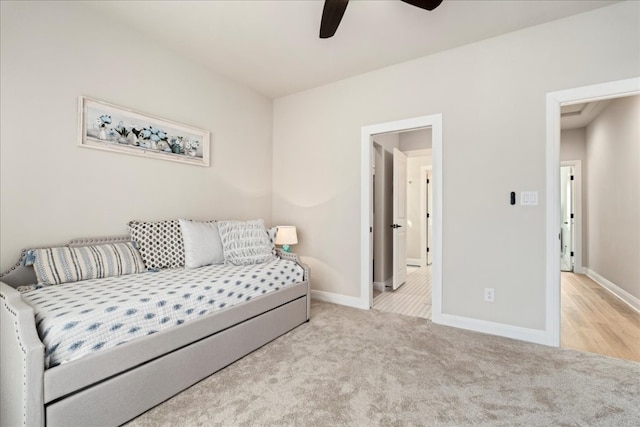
78, 96, 210, 167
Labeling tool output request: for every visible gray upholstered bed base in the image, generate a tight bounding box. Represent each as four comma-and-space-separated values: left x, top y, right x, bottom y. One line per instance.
0, 238, 310, 427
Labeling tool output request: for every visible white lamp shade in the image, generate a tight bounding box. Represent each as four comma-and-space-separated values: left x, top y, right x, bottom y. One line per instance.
275, 226, 298, 245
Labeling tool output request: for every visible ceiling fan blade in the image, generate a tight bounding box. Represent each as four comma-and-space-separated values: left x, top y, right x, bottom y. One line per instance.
401, 0, 443, 11
320, 0, 349, 39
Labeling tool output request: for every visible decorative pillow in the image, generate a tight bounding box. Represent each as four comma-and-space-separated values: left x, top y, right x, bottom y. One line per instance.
178, 219, 224, 269
267, 226, 278, 247
32, 242, 146, 285
217, 219, 277, 266
128, 220, 185, 269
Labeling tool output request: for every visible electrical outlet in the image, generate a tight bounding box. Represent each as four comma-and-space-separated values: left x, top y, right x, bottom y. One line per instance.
484, 288, 495, 302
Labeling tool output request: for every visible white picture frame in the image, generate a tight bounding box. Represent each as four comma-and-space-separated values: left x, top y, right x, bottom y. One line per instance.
78, 96, 210, 167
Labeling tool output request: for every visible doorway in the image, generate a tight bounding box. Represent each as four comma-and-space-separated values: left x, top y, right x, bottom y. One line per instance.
546, 77, 640, 347
360, 114, 443, 320
370, 136, 433, 318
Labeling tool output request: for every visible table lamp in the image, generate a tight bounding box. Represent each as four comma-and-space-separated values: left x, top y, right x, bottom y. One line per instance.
275, 226, 298, 252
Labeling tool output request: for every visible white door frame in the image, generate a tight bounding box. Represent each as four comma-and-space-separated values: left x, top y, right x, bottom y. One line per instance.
360, 114, 443, 315
545, 77, 639, 346
420, 165, 433, 267
560, 160, 582, 274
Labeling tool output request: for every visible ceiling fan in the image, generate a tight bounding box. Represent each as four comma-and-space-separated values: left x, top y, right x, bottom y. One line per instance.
320, 0, 442, 39
320, 0, 443, 38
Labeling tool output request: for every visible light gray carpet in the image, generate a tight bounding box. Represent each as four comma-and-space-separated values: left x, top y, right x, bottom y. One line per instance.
126, 301, 640, 426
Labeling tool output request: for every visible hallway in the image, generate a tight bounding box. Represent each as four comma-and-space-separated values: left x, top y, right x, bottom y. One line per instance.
561, 272, 640, 362
373, 266, 431, 319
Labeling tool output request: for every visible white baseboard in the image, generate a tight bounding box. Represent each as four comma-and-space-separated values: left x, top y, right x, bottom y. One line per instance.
315, 290, 552, 346
373, 278, 392, 292
311, 289, 370, 310
433, 313, 550, 346
585, 268, 640, 313
373, 282, 385, 292
407, 258, 423, 267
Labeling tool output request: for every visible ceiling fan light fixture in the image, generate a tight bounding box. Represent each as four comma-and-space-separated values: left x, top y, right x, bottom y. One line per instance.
319, 0, 349, 39
401, 0, 444, 12
319, 0, 443, 39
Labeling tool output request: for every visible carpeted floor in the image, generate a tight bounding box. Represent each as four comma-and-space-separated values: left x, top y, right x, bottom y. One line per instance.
126, 301, 640, 426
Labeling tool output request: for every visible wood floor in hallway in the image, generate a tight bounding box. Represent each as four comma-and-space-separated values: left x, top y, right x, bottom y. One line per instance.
561, 272, 640, 362
373, 265, 431, 319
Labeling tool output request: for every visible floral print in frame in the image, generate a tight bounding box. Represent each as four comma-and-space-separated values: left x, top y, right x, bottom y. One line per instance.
78, 96, 210, 167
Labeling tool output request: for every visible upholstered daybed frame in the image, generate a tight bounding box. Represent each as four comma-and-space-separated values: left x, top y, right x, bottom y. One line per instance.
0, 236, 310, 427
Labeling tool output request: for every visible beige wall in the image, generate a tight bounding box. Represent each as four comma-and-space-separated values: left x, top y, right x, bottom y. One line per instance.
585, 95, 640, 299
272, 2, 640, 329
0, 2, 274, 271
560, 128, 587, 163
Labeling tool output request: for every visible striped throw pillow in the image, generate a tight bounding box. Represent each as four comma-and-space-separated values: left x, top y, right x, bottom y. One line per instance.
32, 242, 146, 285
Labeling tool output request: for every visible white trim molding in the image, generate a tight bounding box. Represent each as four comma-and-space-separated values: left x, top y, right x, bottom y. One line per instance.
311, 290, 370, 310
420, 165, 433, 268
546, 77, 640, 347
438, 314, 549, 346
585, 268, 640, 313
373, 279, 392, 293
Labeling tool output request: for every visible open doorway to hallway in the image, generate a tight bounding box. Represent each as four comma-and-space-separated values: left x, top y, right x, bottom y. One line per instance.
557, 92, 640, 362
371, 127, 432, 318
360, 113, 443, 319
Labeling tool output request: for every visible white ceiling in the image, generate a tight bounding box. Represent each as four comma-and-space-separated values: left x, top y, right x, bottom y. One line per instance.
85, 0, 620, 99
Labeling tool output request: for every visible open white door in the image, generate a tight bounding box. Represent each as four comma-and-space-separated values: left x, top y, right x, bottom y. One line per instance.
392, 148, 408, 290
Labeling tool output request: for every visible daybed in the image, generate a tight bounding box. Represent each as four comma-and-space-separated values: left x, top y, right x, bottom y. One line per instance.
0, 220, 310, 427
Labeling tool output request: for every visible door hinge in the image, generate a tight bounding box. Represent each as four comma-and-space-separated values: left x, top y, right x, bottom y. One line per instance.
427, 213, 430, 218
570, 251, 574, 257
570, 213, 574, 219
427, 179, 430, 184
369, 227, 373, 233
570, 175, 574, 180
427, 247, 430, 253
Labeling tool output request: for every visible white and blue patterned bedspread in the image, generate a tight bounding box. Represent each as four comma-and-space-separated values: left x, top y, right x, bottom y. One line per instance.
21, 259, 304, 368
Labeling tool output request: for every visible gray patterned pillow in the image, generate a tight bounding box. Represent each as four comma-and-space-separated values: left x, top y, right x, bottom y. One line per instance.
217, 219, 276, 266
128, 220, 185, 269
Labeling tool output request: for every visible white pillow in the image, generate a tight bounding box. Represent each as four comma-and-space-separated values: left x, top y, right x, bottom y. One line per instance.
178, 219, 224, 269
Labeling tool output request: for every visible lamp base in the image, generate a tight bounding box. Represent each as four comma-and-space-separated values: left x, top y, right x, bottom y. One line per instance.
282, 244, 292, 253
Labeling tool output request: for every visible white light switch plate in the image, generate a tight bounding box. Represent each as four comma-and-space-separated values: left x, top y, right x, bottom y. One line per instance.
520, 191, 538, 206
